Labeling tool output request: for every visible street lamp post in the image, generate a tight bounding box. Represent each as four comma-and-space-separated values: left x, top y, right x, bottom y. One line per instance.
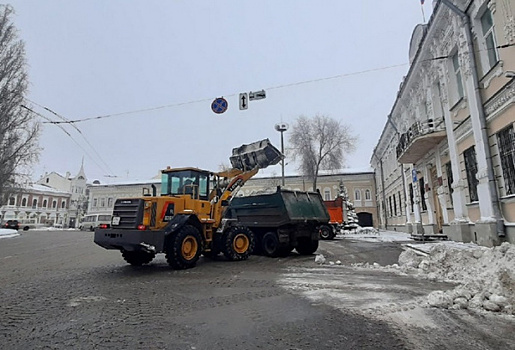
274, 123, 289, 187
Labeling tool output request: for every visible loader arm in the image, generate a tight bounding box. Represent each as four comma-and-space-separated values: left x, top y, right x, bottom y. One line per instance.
211, 167, 259, 227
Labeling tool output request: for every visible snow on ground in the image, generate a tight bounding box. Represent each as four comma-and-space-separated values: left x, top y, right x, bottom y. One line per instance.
332, 229, 515, 315
0, 228, 20, 239
337, 227, 411, 242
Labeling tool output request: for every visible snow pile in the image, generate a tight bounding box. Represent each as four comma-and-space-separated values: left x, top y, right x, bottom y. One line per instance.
0, 228, 20, 238
398, 242, 515, 314
340, 229, 411, 243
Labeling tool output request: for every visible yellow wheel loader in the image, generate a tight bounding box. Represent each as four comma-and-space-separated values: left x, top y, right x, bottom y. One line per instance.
94, 139, 282, 270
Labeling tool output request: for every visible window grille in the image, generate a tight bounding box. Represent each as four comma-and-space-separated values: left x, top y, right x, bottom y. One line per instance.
464, 147, 479, 202
497, 126, 515, 195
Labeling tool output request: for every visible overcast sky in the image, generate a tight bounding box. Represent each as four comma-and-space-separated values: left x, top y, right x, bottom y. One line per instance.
8, 1, 434, 183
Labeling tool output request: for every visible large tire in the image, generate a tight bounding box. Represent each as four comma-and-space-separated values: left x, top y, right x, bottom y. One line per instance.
121, 250, 155, 266
319, 225, 335, 240
296, 237, 319, 255
262, 231, 280, 257
222, 226, 255, 261
165, 225, 203, 270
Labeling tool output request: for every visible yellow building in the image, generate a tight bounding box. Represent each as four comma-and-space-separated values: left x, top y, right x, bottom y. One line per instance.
371, 0, 515, 246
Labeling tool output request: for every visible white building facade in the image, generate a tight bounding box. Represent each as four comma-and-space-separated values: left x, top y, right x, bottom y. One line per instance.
36, 164, 88, 227
371, 0, 515, 246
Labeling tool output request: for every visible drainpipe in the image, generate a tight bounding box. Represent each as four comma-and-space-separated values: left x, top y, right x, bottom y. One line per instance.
373, 153, 388, 229
440, 0, 505, 237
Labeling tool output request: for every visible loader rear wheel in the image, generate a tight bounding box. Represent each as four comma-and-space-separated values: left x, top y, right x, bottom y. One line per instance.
165, 225, 202, 270
296, 237, 319, 255
319, 225, 335, 240
222, 226, 255, 261
262, 231, 280, 257
121, 250, 155, 266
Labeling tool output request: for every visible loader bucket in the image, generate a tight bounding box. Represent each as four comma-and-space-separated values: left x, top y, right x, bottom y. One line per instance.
230, 139, 283, 171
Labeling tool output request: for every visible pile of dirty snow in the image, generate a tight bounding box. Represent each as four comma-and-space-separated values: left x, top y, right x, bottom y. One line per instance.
397, 242, 515, 314
0, 228, 19, 238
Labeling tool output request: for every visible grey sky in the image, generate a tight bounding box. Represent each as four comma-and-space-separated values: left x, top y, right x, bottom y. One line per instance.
8, 0, 433, 182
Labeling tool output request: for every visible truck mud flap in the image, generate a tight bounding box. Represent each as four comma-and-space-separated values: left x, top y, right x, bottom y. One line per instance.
230, 138, 283, 171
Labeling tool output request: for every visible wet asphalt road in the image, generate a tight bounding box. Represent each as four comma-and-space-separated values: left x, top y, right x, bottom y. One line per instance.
0, 230, 406, 350
2, 230, 514, 350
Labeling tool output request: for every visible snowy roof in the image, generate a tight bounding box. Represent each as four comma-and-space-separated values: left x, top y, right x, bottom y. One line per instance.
27, 183, 70, 195
90, 178, 161, 187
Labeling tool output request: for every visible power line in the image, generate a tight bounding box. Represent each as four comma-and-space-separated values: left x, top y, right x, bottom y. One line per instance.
25, 98, 116, 176
21, 104, 114, 176
40, 62, 411, 125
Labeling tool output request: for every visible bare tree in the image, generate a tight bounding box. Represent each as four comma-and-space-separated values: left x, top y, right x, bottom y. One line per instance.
288, 114, 357, 191
0, 5, 40, 202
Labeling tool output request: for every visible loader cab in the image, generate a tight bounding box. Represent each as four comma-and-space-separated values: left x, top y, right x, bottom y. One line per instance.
161, 167, 211, 200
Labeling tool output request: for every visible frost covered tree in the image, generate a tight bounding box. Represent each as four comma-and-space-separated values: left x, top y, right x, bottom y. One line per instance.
0, 5, 40, 202
288, 114, 357, 191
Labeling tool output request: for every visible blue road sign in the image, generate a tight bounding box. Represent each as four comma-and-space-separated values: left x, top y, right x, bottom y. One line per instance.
211, 97, 228, 114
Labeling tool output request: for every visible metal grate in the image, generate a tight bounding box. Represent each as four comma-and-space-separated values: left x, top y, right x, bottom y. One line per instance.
464, 147, 478, 202
497, 126, 515, 195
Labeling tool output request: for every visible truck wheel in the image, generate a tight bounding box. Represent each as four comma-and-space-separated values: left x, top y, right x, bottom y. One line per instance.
121, 250, 155, 266
165, 225, 202, 270
319, 225, 334, 240
296, 237, 319, 255
222, 226, 255, 261
262, 231, 280, 257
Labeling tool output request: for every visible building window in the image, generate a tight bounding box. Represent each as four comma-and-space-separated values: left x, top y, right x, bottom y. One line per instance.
452, 52, 464, 101
445, 162, 454, 205
481, 7, 498, 71
464, 146, 479, 202
324, 190, 331, 201
365, 189, 371, 200
388, 196, 393, 217
93, 198, 98, 207
108, 198, 113, 207
398, 191, 402, 215
100, 198, 106, 207
43, 199, 47, 208
32, 199, 37, 208
409, 183, 414, 213
497, 126, 515, 195
46, 178, 49, 183
354, 189, 361, 201
52, 200, 57, 208
9, 197, 15, 205
21, 198, 27, 207
61, 201, 66, 209
393, 195, 397, 216
419, 178, 427, 211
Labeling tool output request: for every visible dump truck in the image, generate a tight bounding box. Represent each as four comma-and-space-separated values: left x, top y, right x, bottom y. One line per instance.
224, 187, 330, 257
319, 197, 346, 240
94, 139, 282, 270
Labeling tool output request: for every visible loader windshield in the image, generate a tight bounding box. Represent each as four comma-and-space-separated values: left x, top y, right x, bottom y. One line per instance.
161, 169, 209, 200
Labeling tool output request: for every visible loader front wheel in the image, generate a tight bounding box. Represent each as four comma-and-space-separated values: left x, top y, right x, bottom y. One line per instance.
222, 226, 255, 261
121, 250, 155, 266
166, 225, 202, 270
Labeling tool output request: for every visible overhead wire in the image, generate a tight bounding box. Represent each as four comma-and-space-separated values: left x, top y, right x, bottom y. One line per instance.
37, 41, 515, 127
20, 104, 114, 177
25, 98, 116, 176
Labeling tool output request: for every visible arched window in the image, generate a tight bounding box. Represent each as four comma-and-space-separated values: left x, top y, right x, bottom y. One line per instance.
52, 200, 57, 208
21, 198, 27, 207
354, 189, 361, 201
8, 197, 15, 205
61, 201, 66, 209
365, 189, 371, 200
32, 199, 38, 208
43, 199, 47, 208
